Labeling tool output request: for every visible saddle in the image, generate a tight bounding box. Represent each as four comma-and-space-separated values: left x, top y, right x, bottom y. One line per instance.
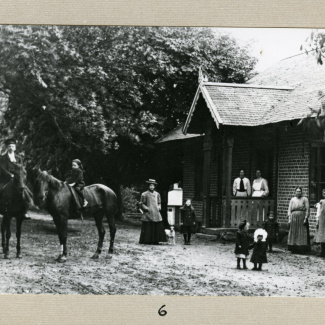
68, 185, 103, 213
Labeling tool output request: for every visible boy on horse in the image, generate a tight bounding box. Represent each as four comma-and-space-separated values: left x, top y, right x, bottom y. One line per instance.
0, 138, 30, 220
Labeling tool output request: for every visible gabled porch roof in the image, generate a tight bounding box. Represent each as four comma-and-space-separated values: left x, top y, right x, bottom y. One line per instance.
183, 82, 293, 133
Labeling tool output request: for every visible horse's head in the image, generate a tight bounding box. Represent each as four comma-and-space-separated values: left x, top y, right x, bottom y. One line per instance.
12, 163, 27, 193
33, 168, 51, 208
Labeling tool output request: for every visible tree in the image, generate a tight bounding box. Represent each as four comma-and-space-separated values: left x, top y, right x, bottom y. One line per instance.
0, 26, 257, 198
299, 30, 325, 139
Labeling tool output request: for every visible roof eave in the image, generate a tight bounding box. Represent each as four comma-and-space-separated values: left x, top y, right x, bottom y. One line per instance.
183, 82, 223, 135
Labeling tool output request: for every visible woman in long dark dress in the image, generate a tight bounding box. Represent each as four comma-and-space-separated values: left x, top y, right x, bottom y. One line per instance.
287, 186, 310, 254
180, 199, 196, 245
139, 179, 167, 245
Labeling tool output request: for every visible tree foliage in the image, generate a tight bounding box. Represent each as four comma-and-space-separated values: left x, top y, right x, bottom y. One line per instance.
299, 30, 325, 139
0, 26, 257, 185
301, 29, 325, 65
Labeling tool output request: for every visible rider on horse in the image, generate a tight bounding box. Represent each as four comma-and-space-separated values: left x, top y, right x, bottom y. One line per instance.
64, 159, 88, 209
0, 138, 30, 220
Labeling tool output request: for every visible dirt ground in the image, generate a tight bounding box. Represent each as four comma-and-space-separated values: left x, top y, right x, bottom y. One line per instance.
0, 211, 325, 297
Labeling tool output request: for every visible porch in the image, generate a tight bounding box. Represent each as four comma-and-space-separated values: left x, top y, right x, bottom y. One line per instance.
206, 197, 275, 228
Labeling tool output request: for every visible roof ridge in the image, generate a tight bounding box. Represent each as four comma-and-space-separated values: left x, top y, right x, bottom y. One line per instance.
203, 82, 294, 91
280, 49, 316, 62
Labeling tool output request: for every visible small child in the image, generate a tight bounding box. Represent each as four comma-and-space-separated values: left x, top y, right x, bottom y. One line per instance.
234, 220, 250, 269
249, 228, 268, 271
180, 199, 196, 245
263, 211, 279, 252
65, 159, 88, 208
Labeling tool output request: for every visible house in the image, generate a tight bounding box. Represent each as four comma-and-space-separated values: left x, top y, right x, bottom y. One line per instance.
156, 53, 325, 233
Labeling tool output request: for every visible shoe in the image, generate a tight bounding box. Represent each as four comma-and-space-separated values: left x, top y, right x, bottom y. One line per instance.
252, 267, 257, 271
236, 266, 241, 269
83, 200, 88, 207
23, 214, 31, 220
243, 266, 248, 270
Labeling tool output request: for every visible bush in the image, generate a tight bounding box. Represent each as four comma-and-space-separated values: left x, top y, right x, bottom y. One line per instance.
121, 186, 140, 214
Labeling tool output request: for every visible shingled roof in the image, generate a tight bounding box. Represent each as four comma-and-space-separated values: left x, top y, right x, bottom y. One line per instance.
247, 52, 325, 124
182, 52, 325, 134
155, 124, 203, 143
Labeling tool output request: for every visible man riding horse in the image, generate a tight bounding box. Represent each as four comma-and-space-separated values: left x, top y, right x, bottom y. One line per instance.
0, 139, 30, 220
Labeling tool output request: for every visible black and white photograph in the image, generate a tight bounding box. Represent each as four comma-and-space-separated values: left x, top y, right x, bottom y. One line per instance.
0, 25, 325, 297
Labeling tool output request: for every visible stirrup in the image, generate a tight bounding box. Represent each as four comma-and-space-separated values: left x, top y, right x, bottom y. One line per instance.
83, 200, 88, 207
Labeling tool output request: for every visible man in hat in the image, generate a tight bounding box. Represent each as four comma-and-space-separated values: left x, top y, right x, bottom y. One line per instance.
0, 139, 30, 220
139, 179, 167, 245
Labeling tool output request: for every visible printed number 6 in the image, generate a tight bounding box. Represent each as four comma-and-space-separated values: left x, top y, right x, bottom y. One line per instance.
158, 305, 167, 316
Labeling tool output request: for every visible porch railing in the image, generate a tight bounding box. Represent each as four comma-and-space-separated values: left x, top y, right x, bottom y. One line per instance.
228, 198, 275, 228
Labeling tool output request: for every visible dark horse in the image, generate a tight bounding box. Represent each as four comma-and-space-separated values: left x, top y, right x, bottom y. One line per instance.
1, 163, 33, 259
33, 169, 117, 262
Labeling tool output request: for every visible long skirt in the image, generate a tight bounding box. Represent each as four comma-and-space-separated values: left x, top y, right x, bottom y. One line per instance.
139, 221, 167, 244
316, 212, 325, 243
288, 211, 310, 253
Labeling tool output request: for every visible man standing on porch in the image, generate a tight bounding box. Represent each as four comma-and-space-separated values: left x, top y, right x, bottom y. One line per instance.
233, 170, 251, 197
252, 170, 269, 197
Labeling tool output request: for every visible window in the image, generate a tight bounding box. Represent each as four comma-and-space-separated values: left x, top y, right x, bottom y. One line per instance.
309, 145, 325, 205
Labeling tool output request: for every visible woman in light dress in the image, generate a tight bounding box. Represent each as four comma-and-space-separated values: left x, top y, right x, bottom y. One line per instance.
315, 189, 325, 257
252, 170, 269, 197
287, 187, 310, 254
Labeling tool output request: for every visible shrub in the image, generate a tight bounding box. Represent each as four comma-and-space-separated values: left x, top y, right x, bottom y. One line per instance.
121, 186, 140, 214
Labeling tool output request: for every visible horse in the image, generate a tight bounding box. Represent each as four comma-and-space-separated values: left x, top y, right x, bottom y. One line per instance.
33, 169, 117, 263
0, 163, 33, 259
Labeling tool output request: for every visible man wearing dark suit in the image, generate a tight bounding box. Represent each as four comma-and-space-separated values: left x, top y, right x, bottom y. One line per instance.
0, 139, 30, 220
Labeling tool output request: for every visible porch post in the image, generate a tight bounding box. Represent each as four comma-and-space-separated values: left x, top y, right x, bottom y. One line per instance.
274, 126, 279, 215
202, 120, 213, 228
225, 130, 234, 228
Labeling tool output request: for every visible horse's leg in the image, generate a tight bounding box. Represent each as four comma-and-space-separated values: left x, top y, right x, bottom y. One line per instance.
1, 217, 6, 254
91, 212, 106, 259
16, 216, 23, 258
4, 216, 11, 259
53, 215, 68, 263
106, 209, 116, 258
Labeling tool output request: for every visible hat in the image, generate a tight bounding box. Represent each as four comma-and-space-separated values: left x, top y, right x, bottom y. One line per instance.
4, 138, 16, 146
238, 220, 247, 230
254, 228, 268, 242
72, 159, 82, 165
146, 179, 158, 185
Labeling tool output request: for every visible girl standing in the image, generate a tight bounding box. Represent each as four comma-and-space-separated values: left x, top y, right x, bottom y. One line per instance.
234, 220, 250, 269
263, 211, 279, 252
249, 228, 268, 271
180, 199, 196, 245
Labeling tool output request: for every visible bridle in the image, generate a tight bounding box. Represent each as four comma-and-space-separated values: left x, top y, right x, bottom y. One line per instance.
35, 172, 50, 202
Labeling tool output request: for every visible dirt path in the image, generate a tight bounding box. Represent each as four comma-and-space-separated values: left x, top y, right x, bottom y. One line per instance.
0, 212, 325, 296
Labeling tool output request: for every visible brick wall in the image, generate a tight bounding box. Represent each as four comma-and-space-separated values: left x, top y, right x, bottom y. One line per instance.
277, 125, 317, 231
